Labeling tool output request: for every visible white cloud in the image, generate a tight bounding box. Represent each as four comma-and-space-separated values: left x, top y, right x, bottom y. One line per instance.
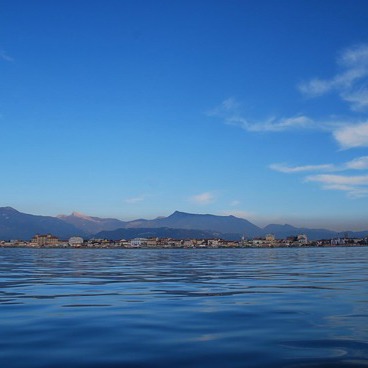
299, 44, 368, 111
305, 174, 368, 186
190, 192, 215, 205
209, 98, 315, 132
345, 156, 368, 170
271, 157, 368, 198
246, 115, 314, 132
270, 163, 336, 173
124, 196, 145, 204
298, 78, 335, 97
333, 121, 368, 148
210, 45, 368, 144
342, 88, 368, 112
322, 184, 368, 199
271, 156, 368, 174
211, 45, 368, 201
305, 174, 368, 198
211, 97, 367, 148
206, 97, 240, 117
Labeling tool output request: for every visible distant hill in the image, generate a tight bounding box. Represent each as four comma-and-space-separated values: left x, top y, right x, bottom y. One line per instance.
57, 212, 127, 234
263, 224, 338, 241
95, 227, 241, 241
2, 207, 368, 242
124, 211, 263, 237
57, 210, 263, 238
0, 207, 85, 240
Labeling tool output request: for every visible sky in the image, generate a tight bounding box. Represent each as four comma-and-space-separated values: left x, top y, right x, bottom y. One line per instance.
2, 0, 368, 230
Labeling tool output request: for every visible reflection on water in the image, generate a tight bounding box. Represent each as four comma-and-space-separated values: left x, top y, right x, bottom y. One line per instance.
1, 247, 368, 367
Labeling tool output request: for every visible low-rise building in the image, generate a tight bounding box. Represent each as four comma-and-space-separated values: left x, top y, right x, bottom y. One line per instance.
31, 234, 59, 246
130, 238, 147, 247
297, 234, 308, 245
265, 234, 275, 242
68, 237, 84, 247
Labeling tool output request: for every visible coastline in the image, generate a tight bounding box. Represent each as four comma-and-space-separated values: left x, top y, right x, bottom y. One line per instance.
1, 244, 367, 249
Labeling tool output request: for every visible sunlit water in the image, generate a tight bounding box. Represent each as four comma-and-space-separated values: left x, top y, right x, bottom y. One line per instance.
1, 247, 368, 367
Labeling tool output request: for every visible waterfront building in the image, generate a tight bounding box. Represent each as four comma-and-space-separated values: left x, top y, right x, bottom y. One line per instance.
146, 238, 158, 247
297, 234, 308, 245
331, 237, 345, 246
31, 234, 59, 246
265, 234, 275, 242
68, 237, 84, 247
130, 238, 148, 247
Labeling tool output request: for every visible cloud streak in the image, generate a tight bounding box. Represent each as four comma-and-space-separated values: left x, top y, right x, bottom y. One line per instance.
270, 163, 336, 173
208, 99, 316, 133
210, 44, 368, 149
306, 174, 368, 186
190, 192, 216, 205
124, 196, 145, 204
0, 50, 14, 62
299, 44, 368, 111
270, 156, 368, 174
228, 115, 315, 132
271, 156, 368, 198
211, 43, 368, 198
305, 174, 368, 198
333, 121, 368, 149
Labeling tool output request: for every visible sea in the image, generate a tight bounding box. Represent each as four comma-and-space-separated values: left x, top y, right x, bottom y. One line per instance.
1, 247, 368, 368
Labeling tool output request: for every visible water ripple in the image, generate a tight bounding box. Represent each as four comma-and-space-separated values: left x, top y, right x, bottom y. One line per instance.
1, 247, 368, 367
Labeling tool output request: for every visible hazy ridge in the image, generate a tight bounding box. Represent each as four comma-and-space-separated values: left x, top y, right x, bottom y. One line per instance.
1, 207, 367, 241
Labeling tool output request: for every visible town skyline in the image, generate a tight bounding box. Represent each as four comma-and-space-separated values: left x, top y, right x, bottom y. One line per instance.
2, 1, 368, 230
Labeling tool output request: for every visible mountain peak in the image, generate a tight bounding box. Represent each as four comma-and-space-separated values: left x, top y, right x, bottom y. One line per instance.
0, 206, 19, 213
170, 211, 190, 217
71, 211, 92, 220
57, 211, 97, 222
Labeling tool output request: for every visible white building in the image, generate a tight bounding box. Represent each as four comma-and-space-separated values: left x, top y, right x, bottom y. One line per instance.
297, 234, 308, 245
68, 237, 84, 247
130, 238, 147, 247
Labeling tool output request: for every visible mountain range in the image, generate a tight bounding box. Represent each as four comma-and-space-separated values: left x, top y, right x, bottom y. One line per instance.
0, 206, 367, 241
0, 207, 88, 240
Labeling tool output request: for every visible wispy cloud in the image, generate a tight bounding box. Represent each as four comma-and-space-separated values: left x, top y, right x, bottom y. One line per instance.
230, 200, 240, 206
333, 121, 368, 149
207, 97, 240, 116
305, 174, 368, 198
210, 96, 367, 148
271, 156, 368, 197
228, 115, 315, 132
190, 192, 216, 205
124, 196, 145, 204
270, 163, 336, 173
0, 50, 14, 62
211, 44, 368, 199
208, 99, 315, 132
301, 45, 368, 149
299, 44, 368, 111
306, 174, 368, 186
345, 156, 368, 170
270, 157, 368, 173
209, 45, 368, 149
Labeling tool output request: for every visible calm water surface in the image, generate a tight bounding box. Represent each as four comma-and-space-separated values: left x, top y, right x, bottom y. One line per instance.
1, 247, 368, 367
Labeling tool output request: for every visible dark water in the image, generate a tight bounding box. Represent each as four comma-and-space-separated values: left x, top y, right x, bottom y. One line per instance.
1, 247, 368, 368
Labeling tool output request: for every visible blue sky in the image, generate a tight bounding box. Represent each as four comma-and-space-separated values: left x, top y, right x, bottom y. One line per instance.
2, 0, 368, 230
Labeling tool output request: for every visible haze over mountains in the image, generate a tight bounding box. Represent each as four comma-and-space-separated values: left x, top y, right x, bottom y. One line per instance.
0, 207, 87, 240
0, 207, 367, 241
